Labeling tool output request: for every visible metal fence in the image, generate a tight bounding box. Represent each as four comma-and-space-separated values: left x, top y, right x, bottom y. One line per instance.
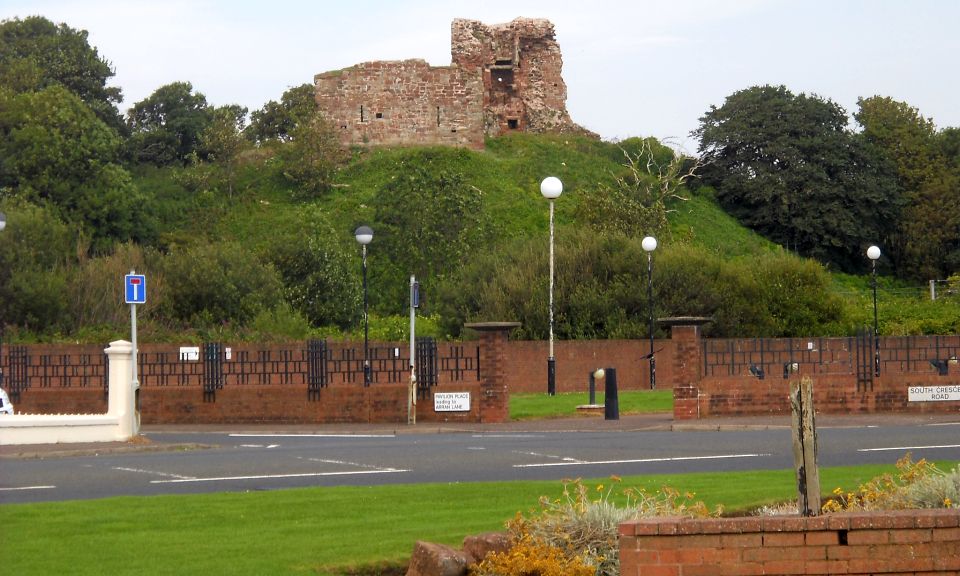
1, 339, 480, 402
703, 334, 960, 384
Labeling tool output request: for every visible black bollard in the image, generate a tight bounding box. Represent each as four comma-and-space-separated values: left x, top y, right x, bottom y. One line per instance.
604, 367, 619, 420
588, 371, 596, 405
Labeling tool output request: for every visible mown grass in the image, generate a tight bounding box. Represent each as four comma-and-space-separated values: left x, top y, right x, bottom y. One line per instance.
3, 461, 955, 576
509, 390, 673, 420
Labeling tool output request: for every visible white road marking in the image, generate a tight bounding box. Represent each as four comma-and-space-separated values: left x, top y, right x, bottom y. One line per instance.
239, 444, 280, 449
858, 444, 960, 452
113, 467, 195, 480
229, 433, 395, 438
0, 485, 56, 492
514, 453, 769, 468
298, 457, 400, 472
150, 468, 409, 484
472, 434, 545, 438
513, 450, 585, 463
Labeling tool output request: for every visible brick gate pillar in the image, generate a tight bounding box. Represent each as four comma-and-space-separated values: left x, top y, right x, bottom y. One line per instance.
465, 322, 520, 424
660, 317, 711, 420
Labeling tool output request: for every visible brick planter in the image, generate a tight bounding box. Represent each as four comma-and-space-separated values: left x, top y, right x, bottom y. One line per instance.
619, 510, 960, 575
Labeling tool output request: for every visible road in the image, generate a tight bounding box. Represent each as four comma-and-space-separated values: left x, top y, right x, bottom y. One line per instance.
2, 420, 958, 503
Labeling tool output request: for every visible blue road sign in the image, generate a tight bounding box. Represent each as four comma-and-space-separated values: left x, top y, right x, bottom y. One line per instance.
125, 274, 146, 304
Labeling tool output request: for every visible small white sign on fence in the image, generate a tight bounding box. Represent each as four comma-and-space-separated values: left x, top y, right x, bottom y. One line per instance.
434, 392, 471, 412
179, 347, 199, 361
908, 386, 960, 402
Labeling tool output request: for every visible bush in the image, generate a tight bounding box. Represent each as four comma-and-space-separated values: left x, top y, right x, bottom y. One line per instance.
159, 241, 283, 326
823, 454, 960, 512
473, 478, 716, 576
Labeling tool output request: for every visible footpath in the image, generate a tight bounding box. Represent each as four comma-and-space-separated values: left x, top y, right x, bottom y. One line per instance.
2, 411, 958, 459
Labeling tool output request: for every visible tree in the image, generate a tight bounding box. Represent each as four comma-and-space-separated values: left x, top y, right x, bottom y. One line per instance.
695, 85, 900, 271
0, 200, 76, 334
275, 113, 346, 198
126, 82, 212, 165
855, 97, 960, 278
370, 149, 491, 308
160, 241, 283, 326
247, 83, 318, 144
265, 207, 360, 329
198, 105, 251, 197
576, 137, 698, 240
0, 16, 123, 130
0, 85, 150, 251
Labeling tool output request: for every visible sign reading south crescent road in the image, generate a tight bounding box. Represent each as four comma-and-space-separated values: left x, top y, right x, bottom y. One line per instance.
908, 385, 960, 402
125, 274, 146, 304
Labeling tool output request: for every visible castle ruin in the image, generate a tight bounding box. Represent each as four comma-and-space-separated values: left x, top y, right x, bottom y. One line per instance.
314, 18, 588, 149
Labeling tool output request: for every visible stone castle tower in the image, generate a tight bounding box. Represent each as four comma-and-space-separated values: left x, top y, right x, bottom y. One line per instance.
314, 18, 588, 149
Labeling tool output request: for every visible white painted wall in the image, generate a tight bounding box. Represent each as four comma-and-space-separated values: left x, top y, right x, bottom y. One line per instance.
0, 340, 138, 445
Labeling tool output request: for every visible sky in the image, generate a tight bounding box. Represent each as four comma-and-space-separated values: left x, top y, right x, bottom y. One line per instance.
4, 0, 959, 152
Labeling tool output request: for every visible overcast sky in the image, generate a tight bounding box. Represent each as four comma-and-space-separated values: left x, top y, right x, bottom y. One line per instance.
5, 0, 959, 151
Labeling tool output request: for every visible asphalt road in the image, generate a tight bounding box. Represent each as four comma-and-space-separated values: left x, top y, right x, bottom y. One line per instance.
2, 419, 958, 503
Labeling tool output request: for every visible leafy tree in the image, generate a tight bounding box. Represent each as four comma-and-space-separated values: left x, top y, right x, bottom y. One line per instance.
265, 207, 360, 329
197, 105, 251, 197
855, 96, 960, 278
0, 200, 76, 334
695, 85, 900, 271
126, 82, 212, 165
160, 241, 283, 326
0, 85, 151, 251
275, 112, 346, 198
247, 83, 318, 143
0, 16, 124, 130
370, 149, 491, 309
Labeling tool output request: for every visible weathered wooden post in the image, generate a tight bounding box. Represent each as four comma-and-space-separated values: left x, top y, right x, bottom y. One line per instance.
790, 376, 821, 516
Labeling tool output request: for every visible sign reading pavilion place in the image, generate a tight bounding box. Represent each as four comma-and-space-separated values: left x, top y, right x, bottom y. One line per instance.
908, 385, 960, 402
434, 392, 471, 412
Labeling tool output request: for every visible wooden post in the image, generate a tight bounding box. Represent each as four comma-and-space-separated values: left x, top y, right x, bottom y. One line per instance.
790, 376, 821, 516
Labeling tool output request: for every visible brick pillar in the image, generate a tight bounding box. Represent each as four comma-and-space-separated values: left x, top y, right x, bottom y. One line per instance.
668, 322, 705, 420
465, 322, 520, 424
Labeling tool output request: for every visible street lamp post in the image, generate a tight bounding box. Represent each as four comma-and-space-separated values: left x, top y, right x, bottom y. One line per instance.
540, 176, 563, 396
355, 225, 374, 386
642, 236, 658, 389
867, 245, 881, 377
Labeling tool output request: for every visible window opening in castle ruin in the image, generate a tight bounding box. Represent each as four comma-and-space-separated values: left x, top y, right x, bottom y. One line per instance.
360, 105, 365, 122
508, 119, 519, 129
375, 112, 383, 119
492, 68, 514, 90
436, 107, 441, 127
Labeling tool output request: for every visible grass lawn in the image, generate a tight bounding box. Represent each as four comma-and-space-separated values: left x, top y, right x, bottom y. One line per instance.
510, 390, 673, 420
3, 461, 954, 576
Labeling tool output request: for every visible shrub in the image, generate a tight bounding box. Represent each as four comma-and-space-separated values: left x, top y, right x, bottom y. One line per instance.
473, 478, 716, 576
159, 241, 283, 326
823, 454, 960, 512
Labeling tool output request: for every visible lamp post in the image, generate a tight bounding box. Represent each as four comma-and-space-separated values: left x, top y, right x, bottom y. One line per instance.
355, 225, 374, 386
541, 176, 562, 396
642, 236, 658, 389
867, 245, 881, 377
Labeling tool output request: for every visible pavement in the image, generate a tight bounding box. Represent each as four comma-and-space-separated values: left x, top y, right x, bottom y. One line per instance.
2, 411, 958, 459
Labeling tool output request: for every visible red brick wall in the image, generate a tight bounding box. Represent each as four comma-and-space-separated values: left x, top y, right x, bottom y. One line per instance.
137, 382, 486, 425
620, 510, 960, 576
502, 339, 674, 394
678, 373, 960, 419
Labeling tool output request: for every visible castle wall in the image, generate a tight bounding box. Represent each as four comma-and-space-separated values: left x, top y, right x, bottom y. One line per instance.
314, 17, 583, 149
315, 59, 485, 149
